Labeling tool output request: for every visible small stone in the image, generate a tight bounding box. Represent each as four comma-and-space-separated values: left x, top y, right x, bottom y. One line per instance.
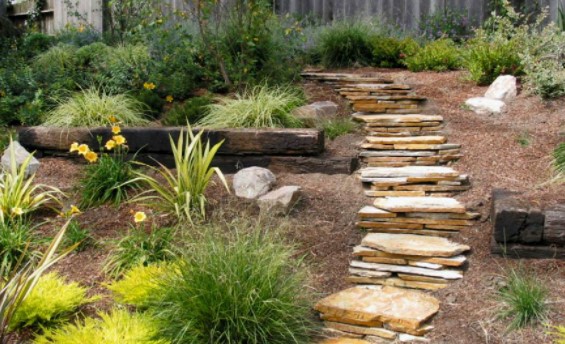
398, 334, 430, 343
257, 186, 301, 215
485, 75, 517, 102
292, 101, 338, 125
1, 141, 40, 177
319, 338, 372, 344
465, 97, 506, 116
232, 167, 276, 199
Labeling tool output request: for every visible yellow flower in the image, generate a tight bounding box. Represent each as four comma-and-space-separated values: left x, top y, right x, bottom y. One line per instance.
134, 211, 147, 223
11, 207, 23, 216
143, 82, 156, 90
166, 95, 174, 103
84, 151, 98, 163
156, 19, 163, 24
113, 135, 126, 145
77, 144, 90, 155
109, 115, 118, 123
105, 139, 116, 150
111, 125, 121, 134
70, 142, 79, 153
78, 25, 85, 33
70, 205, 81, 214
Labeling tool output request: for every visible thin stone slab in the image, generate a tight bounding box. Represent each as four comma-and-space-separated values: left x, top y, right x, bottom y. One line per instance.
352, 114, 443, 123
358, 206, 396, 218
361, 233, 470, 257
319, 338, 373, 344
359, 151, 436, 157
352, 246, 467, 267
314, 286, 440, 332
350, 261, 463, 280
365, 136, 447, 145
373, 197, 466, 214
360, 166, 460, 179
325, 322, 398, 339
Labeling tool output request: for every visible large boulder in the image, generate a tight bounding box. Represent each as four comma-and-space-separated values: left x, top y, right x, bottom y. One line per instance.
485, 75, 517, 102
232, 166, 276, 199
257, 185, 301, 215
1, 141, 40, 177
292, 101, 338, 126
465, 97, 506, 116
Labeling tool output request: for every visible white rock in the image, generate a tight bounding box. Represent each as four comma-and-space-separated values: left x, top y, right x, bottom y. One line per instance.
1, 141, 40, 177
257, 185, 301, 215
465, 97, 506, 116
399, 334, 430, 343
485, 75, 517, 102
232, 167, 276, 199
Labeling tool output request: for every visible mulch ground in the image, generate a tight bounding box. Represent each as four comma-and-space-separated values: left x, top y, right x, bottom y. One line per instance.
22, 69, 565, 344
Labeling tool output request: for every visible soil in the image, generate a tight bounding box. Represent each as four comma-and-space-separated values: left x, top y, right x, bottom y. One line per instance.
11, 69, 565, 343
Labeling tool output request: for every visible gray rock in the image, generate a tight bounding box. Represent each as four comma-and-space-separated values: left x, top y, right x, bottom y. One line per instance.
1, 141, 40, 177
485, 75, 517, 102
292, 101, 338, 125
465, 97, 506, 116
257, 186, 301, 215
232, 166, 276, 199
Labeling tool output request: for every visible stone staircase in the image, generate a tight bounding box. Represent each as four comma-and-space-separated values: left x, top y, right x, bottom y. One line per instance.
303, 72, 476, 343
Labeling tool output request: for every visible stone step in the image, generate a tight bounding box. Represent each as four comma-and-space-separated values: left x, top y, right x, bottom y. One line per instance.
365, 136, 448, 145
373, 197, 466, 214
361, 233, 470, 257
352, 113, 443, 124
301, 72, 394, 84
353, 246, 467, 267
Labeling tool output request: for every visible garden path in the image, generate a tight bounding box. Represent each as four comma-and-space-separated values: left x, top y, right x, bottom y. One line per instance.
303, 72, 478, 343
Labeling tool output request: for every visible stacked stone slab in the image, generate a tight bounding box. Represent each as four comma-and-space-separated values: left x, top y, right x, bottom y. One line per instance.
360, 166, 470, 197
315, 286, 439, 342
357, 198, 478, 237
348, 233, 469, 290
352, 113, 445, 138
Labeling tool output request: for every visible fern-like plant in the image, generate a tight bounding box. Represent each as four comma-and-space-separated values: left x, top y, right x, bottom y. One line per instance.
550, 325, 565, 343
130, 127, 228, 222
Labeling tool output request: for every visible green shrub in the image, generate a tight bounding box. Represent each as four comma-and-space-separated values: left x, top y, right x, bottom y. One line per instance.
21, 33, 55, 58
322, 119, 358, 140
497, 267, 548, 330
32, 44, 78, 93
33, 309, 166, 344
44, 88, 149, 127
0, 220, 38, 275
371, 36, 419, 68
419, 8, 472, 40
132, 90, 165, 119
162, 96, 212, 126
10, 272, 92, 330
404, 39, 461, 72
318, 21, 374, 68
199, 85, 304, 128
75, 42, 110, 67
131, 128, 228, 222
62, 220, 95, 252
464, 37, 522, 85
150, 221, 316, 343
103, 226, 177, 278
106, 262, 174, 308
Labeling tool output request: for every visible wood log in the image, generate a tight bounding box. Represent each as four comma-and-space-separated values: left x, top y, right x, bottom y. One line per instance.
17, 126, 324, 156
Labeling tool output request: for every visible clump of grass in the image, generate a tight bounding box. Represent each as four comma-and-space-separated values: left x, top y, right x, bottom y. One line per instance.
33, 309, 166, 344
552, 143, 565, 181
198, 85, 304, 128
148, 219, 316, 343
162, 96, 212, 126
318, 21, 374, 68
497, 267, 548, 330
44, 88, 149, 127
404, 39, 462, 72
0, 220, 38, 275
322, 118, 358, 140
516, 131, 531, 147
62, 220, 95, 252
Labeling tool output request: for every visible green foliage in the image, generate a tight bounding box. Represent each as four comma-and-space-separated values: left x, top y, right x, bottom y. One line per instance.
10, 272, 91, 330
62, 220, 95, 252
0, 57, 42, 126
131, 128, 228, 222
371, 36, 419, 68
418, 8, 472, 40
75, 42, 110, 67
404, 39, 461, 72
322, 119, 358, 140
132, 90, 165, 119
103, 226, 177, 278
0, 140, 64, 225
199, 85, 304, 128
44, 88, 149, 127
163, 96, 212, 126
0, 220, 38, 276
79, 151, 137, 208
32, 44, 78, 94
20, 33, 55, 59
552, 143, 565, 181
516, 131, 531, 147
33, 309, 166, 344
106, 262, 174, 308
149, 220, 316, 344
464, 37, 522, 85
550, 325, 565, 343
497, 267, 548, 330
317, 21, 374, 68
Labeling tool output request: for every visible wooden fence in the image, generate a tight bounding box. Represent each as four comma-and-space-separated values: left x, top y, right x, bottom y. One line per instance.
5, 0, 565, 35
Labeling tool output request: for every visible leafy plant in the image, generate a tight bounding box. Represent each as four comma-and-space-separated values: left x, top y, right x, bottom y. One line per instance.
552, 143, 565, 181
198, 85, 304, 128
497, 267, 548, 330
317, 21, 374, 68
419, 8, 472, 40
516, 131, 531, 147
33, 309, 166, 344
404, 39, 461, 72
62, 220, 95, 252
106, 262, 174, 308
131, 127, 228, 222
44, 88, 149, 127
162, 96, 212, 126
549, 325, 565, 343
149, 221, 316, 344
0, 220, 38, 276
103, 225, 177, 278
0, 140, 64, 225
0, 220, 75, 343
371, 36, 419, 68
10, 272, 92, 330
322, 119, 358, 140
464, 37, 522, 85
